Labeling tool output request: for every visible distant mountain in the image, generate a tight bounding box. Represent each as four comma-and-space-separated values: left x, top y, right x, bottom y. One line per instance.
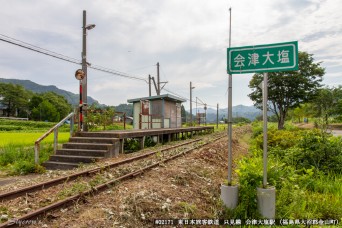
114, 103, 133, 116
191, 104, 262, 122
0, 78, 263, 120
0, 78, 99, 106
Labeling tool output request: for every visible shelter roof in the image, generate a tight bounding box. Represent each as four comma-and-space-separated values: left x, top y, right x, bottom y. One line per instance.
127, 94, 186, 103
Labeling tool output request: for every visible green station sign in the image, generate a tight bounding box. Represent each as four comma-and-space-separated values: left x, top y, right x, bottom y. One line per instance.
227, 41, 298, 74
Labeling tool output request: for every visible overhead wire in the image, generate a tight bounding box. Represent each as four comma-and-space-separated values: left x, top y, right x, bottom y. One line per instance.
0, 37, 81, 65
0, 34, 219, 108
0, 33, 81, 63
163, 87, 217, 108
89, 65, 148, 83
0, 34, 148, 83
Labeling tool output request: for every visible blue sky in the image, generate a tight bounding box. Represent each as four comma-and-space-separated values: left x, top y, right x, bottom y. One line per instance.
0, 0, 341, 110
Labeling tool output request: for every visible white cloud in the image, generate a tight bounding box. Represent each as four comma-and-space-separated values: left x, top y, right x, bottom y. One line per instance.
0, 0, 341, 109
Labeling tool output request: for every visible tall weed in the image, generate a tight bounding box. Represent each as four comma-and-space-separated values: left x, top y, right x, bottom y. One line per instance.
225, 123, 342, 220
0, 144, 52, 175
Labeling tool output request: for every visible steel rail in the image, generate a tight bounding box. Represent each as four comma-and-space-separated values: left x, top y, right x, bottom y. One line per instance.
0, 138, 206, 201
0, 135, 225, 227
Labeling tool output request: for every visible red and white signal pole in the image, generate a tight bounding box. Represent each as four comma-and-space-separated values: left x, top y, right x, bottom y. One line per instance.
75, 69, 85, 131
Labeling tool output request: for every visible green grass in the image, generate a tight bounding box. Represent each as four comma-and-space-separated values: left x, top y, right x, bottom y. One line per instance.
0, 132, 70, 147
0, 132, 71, 175
0, 119, 70, 132
0, 119, 134, 175
0, 119, 72, 175
182, 123, 229, 132
276, 172, 342, 220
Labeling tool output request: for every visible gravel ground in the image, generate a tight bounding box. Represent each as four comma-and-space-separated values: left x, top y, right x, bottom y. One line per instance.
1, 126, 251, 227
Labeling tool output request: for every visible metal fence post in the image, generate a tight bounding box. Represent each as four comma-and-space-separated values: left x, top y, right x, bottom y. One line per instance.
34, 143, 39, 165
54, 128, 58, 154
70, 116, 74, 137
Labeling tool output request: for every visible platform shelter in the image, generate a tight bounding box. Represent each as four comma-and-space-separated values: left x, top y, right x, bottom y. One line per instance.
127, 94, 186, 129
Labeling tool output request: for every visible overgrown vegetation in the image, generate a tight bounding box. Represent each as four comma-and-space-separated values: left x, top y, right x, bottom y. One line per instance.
0, 119, 70, 133
85, 105, 132, 131
0, 143, 54, 175
222, 122, 342, 220
0, 119, 71, 175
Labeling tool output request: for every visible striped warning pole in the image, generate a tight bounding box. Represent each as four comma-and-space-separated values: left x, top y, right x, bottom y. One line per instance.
80, 82, 83, 131
75, 69, 85, 132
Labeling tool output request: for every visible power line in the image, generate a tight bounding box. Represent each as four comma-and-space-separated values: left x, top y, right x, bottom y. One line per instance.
197, 97, 205, 105
163, 88, 188, 100
0, 37, 81, 65
163, 87, 217, 108
0, 34, 219, 107
0, 34, 148, 83
0, 33, 80, 63
89, 65, 148, 83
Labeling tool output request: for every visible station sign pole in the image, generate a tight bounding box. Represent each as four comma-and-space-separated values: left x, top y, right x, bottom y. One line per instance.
221, 7, 239, 210
262, 72, 268, 188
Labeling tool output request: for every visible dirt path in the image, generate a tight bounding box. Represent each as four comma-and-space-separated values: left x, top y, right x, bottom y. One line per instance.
23, 126, 251, 228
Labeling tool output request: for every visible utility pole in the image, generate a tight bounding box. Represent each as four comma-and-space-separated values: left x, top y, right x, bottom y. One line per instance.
196, 97, 198, 125
217, 103, 219, 129
148, 75, 152, 97
151, 77, 159, 95
190, 82, 192, 126
81, 10, 87, 131
81, 10, 95, 131
157, 62, 160, 95
204, 104, 207, 125
190, 82, 195, 126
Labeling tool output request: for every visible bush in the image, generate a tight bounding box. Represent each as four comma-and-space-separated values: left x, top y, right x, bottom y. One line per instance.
0, 119, 70, 132
11, 161, 36, 175
124, 138, 140, 152
0, 125, 25, 131
0, 144, 52, 175
226, 123, 342, 219
298, 131, 342, 174
144, 136, 157, 147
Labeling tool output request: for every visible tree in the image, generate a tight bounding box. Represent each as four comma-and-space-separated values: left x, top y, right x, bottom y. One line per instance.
330, 86, 342, 116
29, 92, 72, 121
115, 104, 133, 116
28, 95, 43, 110
311, 86, 342, 127
0, 82, 31, 117
31, 100, 60, 122
248, 52, 325, 129
42, 92, 72, 119
181, 105, 186, 124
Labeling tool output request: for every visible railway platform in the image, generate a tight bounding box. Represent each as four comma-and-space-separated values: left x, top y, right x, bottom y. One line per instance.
43, 126, 214, 170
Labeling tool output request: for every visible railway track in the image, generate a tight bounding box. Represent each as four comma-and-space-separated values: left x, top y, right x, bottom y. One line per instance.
0, 138, 203, 201
0, 132, 226, 227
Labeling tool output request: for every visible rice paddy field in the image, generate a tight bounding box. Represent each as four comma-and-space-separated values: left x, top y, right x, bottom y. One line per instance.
0, 132, 70, 147
0, 119, 71, 175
